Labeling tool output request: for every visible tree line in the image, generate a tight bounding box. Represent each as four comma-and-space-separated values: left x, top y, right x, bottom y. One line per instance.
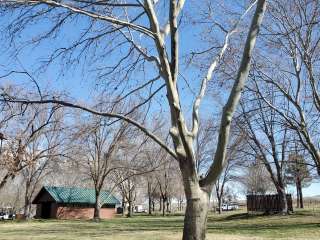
0, 1, 319, 240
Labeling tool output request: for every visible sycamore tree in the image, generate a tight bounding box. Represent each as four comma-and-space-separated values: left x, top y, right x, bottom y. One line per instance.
0, 1, 267, 239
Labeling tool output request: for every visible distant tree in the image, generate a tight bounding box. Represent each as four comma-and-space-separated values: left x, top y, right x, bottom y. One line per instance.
249, 0, 320, 175
145, 174, 158, 215
241, 159, 274, 195
112, 138, 149, 218
140, 130, 169, 216
115, 169, 138, 218
0, 102, 65, 218
143, 147, 163, 215
76, 115, 130, 221
286, 152, 312, 208
239, 94, 290, 214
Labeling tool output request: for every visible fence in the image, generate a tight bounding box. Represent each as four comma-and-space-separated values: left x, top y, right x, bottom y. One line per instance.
247, 194, 293, 213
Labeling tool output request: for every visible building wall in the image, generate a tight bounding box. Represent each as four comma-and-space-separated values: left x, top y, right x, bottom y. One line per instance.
100, 208, 117, 219
51, 203, 58, 218
35, 204, 42, 218
55, 206, 116, 219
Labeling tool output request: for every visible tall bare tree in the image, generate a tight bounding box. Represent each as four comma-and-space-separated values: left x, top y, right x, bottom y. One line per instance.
250, 0, 320, 174
75, 115, 130, 221
239, 91, 290, 214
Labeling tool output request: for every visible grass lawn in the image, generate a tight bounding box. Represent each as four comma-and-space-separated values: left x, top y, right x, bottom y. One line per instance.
0, 209, 319, 240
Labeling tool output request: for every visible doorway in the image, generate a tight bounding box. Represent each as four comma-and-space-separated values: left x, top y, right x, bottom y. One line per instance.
41, 203, 52, 219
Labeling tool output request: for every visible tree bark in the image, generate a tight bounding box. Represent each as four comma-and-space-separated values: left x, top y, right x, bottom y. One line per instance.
182, 0, 266, 238
127, 203, 132, 217
148, 182, 152, 215
127, 190, 133, 217
93, 190, 101, 221
296, 182, 300, 208
127, 202, 132, 217
162, 196, 166, 216
24, 181, 31, 219
121, 198, 126, 216
182, 185, 210, 240
217, 196, 222, 214
23, 198, 30, 219
148, 195, 152, 215
277, 187, 288, 214
159, 197, 162, 212
297, 179, 304, 208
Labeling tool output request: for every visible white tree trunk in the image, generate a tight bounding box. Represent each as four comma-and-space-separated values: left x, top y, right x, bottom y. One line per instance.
182, 184, 210, 240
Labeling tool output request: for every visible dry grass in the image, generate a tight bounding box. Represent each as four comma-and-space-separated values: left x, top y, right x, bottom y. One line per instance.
0, 209, 319, 240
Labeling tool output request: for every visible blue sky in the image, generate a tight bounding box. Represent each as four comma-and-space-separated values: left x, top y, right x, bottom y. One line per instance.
297, 183, 320, 197
0, 1, 319, 197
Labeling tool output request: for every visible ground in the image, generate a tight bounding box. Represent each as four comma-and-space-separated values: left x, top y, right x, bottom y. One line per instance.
0, 209, 319, 240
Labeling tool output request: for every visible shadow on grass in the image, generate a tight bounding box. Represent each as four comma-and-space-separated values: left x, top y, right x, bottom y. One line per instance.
212, 213, 260, 222
212, 210, 320, 222
207, 222, 320, 234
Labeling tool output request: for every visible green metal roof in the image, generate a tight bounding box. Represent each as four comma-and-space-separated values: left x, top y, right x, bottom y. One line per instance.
43, 186, 120, 205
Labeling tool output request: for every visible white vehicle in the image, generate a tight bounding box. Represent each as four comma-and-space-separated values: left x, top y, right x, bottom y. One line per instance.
228, 202, 239, 210
221, 204, 229, 211
220, 203, 239, 211
0, 208, 16, 220
134, 205, 147, 213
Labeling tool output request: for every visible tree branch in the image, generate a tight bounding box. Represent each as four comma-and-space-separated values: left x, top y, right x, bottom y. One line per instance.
200, 0, 267, 189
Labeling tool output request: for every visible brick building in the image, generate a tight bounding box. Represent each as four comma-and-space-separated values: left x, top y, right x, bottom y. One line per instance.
32, 186, 120, 219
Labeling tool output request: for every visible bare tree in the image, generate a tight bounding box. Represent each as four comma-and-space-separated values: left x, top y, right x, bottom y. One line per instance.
111, 133, 155, 218
240, 160, 274, 195
145, 173, 158, 215
286, 148, 312, 209
0, 103, 65, 218
250, 0, 320, 174
142, 144, 167, 215
115, 168, 138, 218
75, 115, 130, 221
0, 1, 267, 238
0, 103, 63, 186
239, 91, 290, 214
156, 166, 170, 216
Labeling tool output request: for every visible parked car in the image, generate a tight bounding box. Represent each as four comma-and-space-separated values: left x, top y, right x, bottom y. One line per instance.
218, 202, 239, 211
134, 205, 147, 213
0, 208, 16, 220
0, 212, 15, 220
228, 202, 239, 210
